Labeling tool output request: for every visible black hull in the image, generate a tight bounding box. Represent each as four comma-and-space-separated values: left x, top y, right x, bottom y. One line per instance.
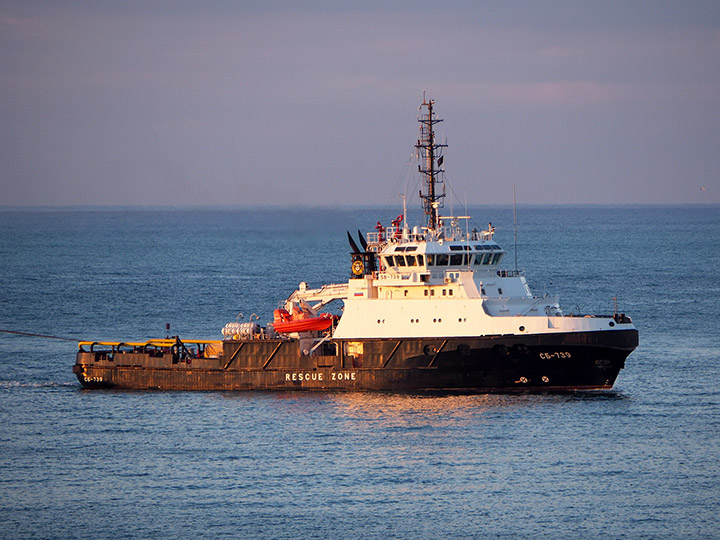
74, 329, 638, 392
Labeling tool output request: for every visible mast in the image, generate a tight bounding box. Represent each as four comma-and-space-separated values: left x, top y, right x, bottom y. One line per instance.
513, 183, 518, 273
416, 96, 447, 231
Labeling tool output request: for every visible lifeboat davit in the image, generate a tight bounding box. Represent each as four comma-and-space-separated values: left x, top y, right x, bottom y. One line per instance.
273, 308, 335, 334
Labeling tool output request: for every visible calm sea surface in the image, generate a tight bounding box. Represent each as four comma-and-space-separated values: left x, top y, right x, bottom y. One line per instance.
1, 205, 718, 539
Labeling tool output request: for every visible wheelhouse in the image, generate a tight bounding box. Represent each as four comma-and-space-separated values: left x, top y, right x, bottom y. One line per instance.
381, 242, 505, 272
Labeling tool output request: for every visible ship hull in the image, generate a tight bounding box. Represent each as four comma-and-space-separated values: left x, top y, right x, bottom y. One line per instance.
73, 329, 638, 392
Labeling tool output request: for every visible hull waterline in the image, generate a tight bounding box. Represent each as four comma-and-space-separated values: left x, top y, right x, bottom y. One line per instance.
74, 329, 637, 392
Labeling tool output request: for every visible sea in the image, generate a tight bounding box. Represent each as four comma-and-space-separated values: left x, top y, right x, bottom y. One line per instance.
0, 205, 718, 540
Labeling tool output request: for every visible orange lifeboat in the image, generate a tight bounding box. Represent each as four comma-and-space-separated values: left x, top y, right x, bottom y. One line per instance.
273, 307, 335, 334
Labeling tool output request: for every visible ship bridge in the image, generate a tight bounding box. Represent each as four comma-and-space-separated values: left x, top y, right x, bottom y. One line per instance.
380, 241, 505, 273
370, 216, 504, 276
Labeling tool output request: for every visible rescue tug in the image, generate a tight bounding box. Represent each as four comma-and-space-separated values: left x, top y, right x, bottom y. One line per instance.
74, 98, 638, 392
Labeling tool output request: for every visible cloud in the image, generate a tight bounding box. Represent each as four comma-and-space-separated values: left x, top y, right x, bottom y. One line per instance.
434, 80, 631, 106
0, 2, 719, 206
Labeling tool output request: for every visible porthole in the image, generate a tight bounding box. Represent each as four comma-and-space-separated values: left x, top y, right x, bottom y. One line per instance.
609, 321, 615, 327
519, 326, 525, 331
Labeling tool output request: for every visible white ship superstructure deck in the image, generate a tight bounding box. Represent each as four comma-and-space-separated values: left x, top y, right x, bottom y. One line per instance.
285, 217, 623, 341
280, 97, 633, 344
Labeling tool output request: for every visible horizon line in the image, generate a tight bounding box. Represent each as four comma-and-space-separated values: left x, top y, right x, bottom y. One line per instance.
1, 202, 718, 212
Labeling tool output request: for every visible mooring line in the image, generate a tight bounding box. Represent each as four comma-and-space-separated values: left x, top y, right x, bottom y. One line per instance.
0, 329, 79, 342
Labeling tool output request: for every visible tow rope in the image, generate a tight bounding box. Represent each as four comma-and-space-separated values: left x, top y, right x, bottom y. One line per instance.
0, 329, 79, 342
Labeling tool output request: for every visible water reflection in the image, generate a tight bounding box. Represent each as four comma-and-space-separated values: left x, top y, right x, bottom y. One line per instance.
329, 392, 511, 427
212, 388, 628, 421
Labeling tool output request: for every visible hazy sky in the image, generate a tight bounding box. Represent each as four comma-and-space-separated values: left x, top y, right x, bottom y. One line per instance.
2, 1, 719, 207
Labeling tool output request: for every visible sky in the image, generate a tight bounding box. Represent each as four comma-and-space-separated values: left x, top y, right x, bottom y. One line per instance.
1, 0, 719, 207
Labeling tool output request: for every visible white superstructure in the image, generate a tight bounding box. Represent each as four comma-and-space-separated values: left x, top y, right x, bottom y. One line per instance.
283, 97, 633, 342
287, 218, 623, 340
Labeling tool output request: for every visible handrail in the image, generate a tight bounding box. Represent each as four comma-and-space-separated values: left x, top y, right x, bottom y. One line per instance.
496, 269, 524, 278
78, 339, 223, 351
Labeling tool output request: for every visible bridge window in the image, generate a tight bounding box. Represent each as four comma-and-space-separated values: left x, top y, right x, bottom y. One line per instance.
406, 255, 417, 266
450, 254, 463, 265
417, 255, 424, 266
396, 256, 407, 267
436, 254, 449, 265
427, 254, 435, 266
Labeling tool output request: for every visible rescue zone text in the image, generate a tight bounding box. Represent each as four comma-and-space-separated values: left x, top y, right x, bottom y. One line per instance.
285, 371, 357, 382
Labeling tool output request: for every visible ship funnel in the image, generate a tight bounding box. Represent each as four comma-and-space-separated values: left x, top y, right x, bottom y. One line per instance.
347, 231, 361, 254
357, 230, 368, 251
